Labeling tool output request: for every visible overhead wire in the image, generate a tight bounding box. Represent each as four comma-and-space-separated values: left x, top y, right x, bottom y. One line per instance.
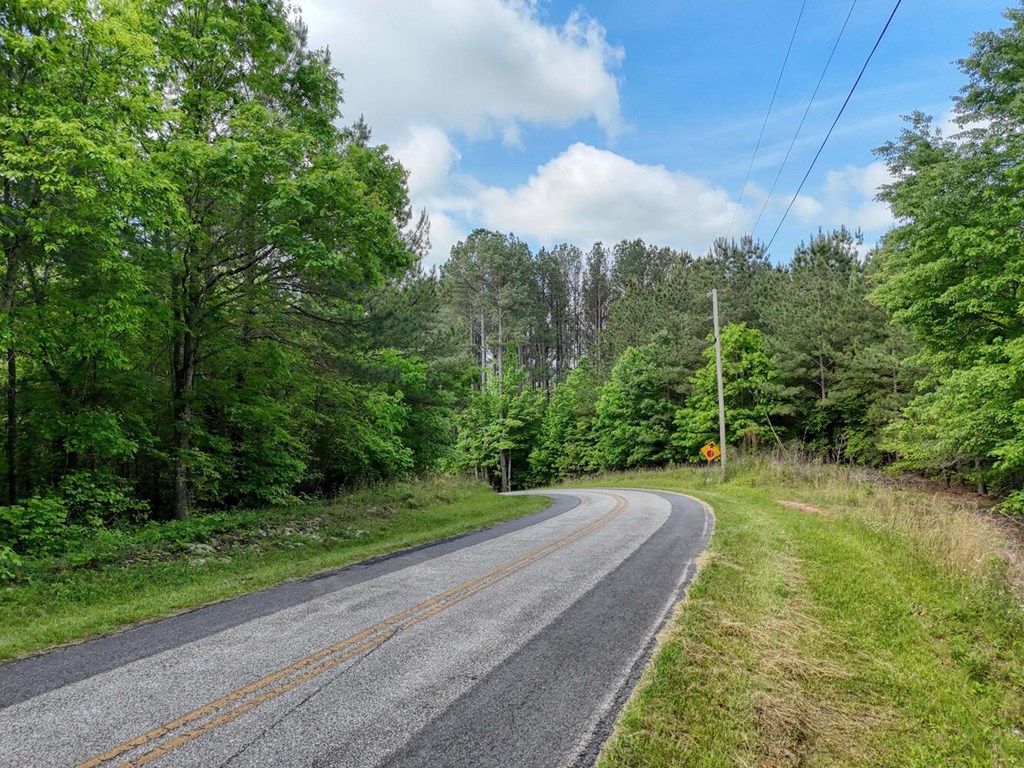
725, 0, 809, 241
764, 0, 904, 254
751, 0, 859, 239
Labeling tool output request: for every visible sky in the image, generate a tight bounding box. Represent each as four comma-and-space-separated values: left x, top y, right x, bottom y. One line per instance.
299, 0, 1012, 267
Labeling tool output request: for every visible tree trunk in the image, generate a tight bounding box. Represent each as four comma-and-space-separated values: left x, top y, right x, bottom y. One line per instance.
172, 301, 199, 520
496, 302, 504, 389
172, 336, 196, 520
3, 243, 17, 507
479, 312, 487, 389
6, 346, 15, 506
499, 448, 510, 493
496, 295, 509, 493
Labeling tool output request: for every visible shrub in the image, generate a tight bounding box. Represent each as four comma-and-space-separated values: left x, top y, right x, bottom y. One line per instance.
999, 490, 1024, 517
0, 544, 21, 583
0, 497, 70, 554
57, 471, 149, 526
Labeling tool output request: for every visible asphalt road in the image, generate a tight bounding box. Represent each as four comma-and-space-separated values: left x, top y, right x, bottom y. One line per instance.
0, 488, 712, 768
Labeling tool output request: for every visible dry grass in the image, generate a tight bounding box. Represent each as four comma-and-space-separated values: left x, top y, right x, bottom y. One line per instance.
775, 500, 832, 516
725, 552, 890, 767
740, 457, 1015, 596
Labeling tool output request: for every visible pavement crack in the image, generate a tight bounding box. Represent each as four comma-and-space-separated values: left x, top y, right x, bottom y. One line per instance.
220, 629, 400, 767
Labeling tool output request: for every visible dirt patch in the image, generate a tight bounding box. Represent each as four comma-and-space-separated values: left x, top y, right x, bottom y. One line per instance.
776, 500, 833, 517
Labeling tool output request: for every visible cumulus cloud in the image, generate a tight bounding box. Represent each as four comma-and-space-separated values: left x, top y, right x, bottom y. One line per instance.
821, 161, 895, 233
467, 143, 739, 253
421, 210, 466, 271
775, 161, 895, 239
393, 126, 461, 199
790, 194, 825, 223
302, 0, 624, 141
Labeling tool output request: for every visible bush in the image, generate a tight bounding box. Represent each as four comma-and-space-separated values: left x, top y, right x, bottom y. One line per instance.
0, 497, 70, 554
0, 544, 21, 583
1000, 490, 1024, 517
57, 470, 149, 526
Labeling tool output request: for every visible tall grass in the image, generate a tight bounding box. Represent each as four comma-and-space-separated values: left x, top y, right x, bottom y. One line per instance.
580, 459, 1024, 767
728, 455, 1019, 597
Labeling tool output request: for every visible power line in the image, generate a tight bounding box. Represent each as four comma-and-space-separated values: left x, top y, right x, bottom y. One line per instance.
726, 0, 808, 241
751, 0, 859, 238
765, 0, 903, 254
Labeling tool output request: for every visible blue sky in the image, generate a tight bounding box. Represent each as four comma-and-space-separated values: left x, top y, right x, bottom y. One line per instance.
302, 0, 1011, 265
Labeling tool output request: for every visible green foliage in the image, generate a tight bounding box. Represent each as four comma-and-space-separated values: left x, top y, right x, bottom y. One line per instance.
0, 544, 20, 583
453, 361, 545, 489
873, 8, 1024, 492
449, 223, 924, 488
764, 228, 915, 461
57, 471, 149, 527
673, 324, 787, 459
0, 471, 142, 556
1000, 490, 1024, 516
530, 362, 600, 484
0, 497, 69, 554
593, 336, 678, 470
0, 0, 456, 539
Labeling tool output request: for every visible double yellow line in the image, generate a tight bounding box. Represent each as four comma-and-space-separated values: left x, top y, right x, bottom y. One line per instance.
78, 493, 628, 768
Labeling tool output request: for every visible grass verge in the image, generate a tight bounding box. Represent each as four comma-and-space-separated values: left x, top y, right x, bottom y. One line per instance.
0, 476, 547, 661
580, 459, 1024, 767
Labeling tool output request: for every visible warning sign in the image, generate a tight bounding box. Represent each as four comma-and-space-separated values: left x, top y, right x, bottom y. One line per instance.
701, 441, 721, 462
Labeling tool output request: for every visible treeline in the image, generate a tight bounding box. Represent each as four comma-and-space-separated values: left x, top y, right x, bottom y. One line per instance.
441, 229, 919, 490
5, 1, 1024, 563
0, 0, 462, 545
442, 5, 1024, 509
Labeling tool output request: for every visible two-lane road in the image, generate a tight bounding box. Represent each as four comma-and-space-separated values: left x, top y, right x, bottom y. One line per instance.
0, 489, 711, 768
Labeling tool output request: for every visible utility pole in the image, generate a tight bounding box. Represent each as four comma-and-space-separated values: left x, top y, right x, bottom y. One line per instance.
711, 289, 727, 476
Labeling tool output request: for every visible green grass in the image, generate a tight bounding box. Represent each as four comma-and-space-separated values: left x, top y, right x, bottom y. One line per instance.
6, 461, 1023, 765
581, 460, 1024, 768
0, 476, 547, 661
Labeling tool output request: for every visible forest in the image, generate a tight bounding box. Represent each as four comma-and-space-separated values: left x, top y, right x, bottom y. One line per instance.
3, 0, 1024, 564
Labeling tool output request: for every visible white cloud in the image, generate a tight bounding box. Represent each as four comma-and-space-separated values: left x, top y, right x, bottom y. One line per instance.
822, 161, 895, 233
420, 210, 466, 271
466, 143, 739, 253
790, 194, 825, 223
937, 108, 992, 142
302, 0, 624, 142
393, 125, 461, 199
937, 109, 960, 139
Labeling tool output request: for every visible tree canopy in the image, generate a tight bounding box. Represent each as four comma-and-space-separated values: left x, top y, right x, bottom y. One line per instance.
5, 0, 1024, 565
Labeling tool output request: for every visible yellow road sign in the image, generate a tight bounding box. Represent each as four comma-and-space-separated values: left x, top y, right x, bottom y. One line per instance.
701, 441, 721, 462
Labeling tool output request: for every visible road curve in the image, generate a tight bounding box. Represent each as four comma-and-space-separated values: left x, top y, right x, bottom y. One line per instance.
0, 488, 712, 768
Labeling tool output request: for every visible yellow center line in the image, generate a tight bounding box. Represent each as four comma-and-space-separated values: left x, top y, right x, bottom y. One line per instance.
79, 492, 628, 768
